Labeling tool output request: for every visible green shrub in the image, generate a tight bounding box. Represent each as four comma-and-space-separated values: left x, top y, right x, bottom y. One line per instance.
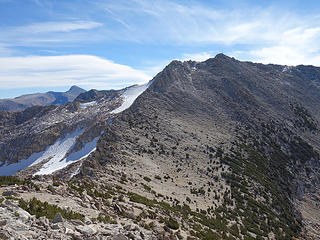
0, 176, 39, 190
52, 181, 60, 187
155, 175, 162, 180
95, 213, 117, 224
47, 185, 55, 193
142, 183, 152, 192
0, 176, 23, 186
120, 175, 128, 183
128, 192, 156, 207
19, 197, 84, 221
143, 176, 151, 182
216, 147, 224, 158
165, 217, 179, 230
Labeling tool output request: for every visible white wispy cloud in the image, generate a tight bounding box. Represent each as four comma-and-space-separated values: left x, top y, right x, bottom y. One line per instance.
248, 26, 320, 66
98, 1, 320, 66
0, 20, 103, 47
0, 55, 151, 90
0, 43, 16, 56
30, 0, 51, 7
182, 52, 215, 62
17, 21, 103, 33
98, 1, 271, 44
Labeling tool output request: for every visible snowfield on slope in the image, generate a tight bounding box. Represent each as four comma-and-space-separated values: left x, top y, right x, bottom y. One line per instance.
0, 128, 99, 176
79, 101, 98, 109
111, 82, 151, 114
35, 135, 99, 175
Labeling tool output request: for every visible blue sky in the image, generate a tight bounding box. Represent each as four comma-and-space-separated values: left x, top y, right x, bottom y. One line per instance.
1, 0, 320, 98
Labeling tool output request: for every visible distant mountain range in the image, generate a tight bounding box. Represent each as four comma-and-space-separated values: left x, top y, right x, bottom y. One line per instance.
0, 85, 86, 112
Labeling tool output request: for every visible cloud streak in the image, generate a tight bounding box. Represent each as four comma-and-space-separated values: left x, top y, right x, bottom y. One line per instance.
99, 0, 320, 66
17, 21, 103, 33
0, 55, 151, 90
1, 1, 320, 66
248, 26, 320, 66
97, 1, 273, 44
182, 52, 215, 62
0, 20, 103, 47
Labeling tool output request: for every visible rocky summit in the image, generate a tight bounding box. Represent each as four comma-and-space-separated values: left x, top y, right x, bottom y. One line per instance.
0, 54, 320, 240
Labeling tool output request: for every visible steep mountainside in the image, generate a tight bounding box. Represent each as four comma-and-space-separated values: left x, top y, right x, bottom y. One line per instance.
85, 54, 320, 239
0, 54, 319, 240
0, 85, 86, 112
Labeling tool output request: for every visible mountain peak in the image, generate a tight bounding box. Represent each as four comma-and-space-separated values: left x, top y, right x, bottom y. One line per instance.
214, 53, 230, 59
69, 85, 81, 90
67, 85, 85, 94
203, 53, 235, 64
164, 54, 233, 70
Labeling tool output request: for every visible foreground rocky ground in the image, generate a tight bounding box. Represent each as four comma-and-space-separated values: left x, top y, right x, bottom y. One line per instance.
0, 200, 148, 240
0, 176, 184, 240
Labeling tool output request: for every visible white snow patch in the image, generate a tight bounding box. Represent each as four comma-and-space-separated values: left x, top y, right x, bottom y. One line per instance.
0, 129, 99, 176
111, 82, 151, 114
80, 101, 97, 109
282, 65, 293, 73
70, 164, 82, 178
30, 128, 85, 167
35, 135, 99, 175
0, 150, 45, 176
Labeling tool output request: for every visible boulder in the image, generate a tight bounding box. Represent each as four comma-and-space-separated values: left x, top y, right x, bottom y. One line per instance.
84, 216, 92, 225
112, 233, 128, 240
52, 212, 64, 224
124, 224, 132, 231
38, 216, 49, 227
0, 219, 7, 226
3, 199, 16, 207
51, 223, 60, 230
2, 190, 19, 197
71, 219, 84, 226
126, 232, 135, 239
75, 225, 97, 236
16, 208, 31, 222
114, 203, 123, 213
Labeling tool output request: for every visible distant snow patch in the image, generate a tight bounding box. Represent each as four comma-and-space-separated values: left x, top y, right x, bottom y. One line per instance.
80, 101, 97, 109
282, 65, 293, 73
111, 82, 151, 114
0, 128, 99, 176
0, 150, 47, 176
70, 164, 82, 178
34, 135, 99, 175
